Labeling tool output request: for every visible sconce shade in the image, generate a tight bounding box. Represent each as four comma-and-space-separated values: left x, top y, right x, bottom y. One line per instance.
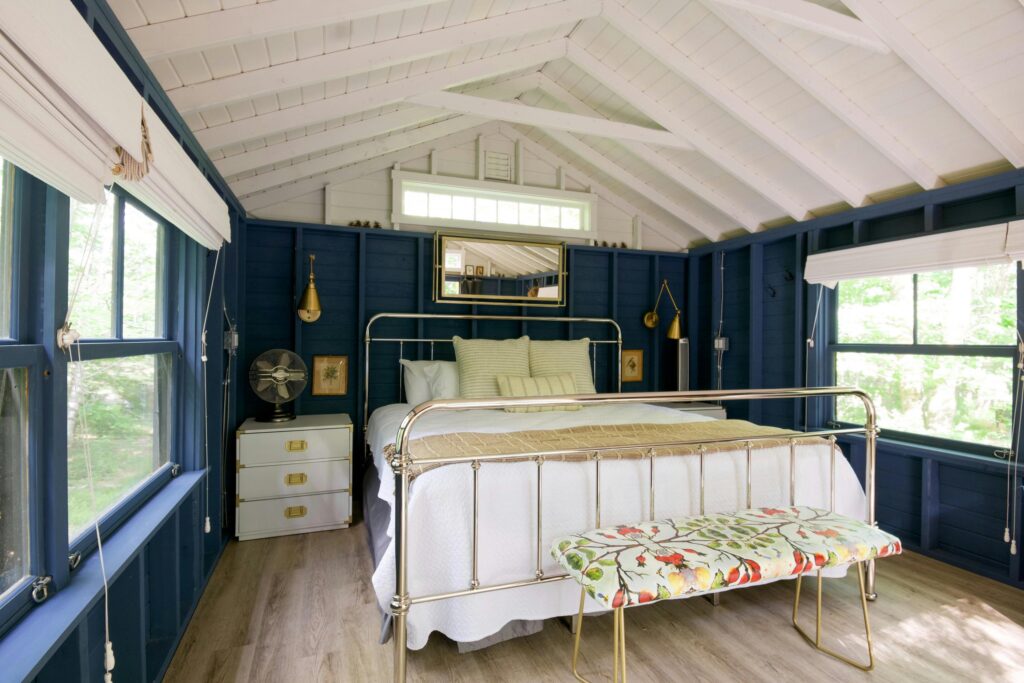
666, 311, 682, 340
644, 278, 682, 339
297, 254, 322, 323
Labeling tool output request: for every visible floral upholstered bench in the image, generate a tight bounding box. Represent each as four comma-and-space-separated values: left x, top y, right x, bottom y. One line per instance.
552, 506, 902, 681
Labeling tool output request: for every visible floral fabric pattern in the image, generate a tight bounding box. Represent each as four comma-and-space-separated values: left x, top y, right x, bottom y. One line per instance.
551, 506, 901, 609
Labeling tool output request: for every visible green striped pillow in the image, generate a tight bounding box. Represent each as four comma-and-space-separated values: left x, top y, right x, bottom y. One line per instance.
453, 336, 530, 398
496, 373, 581, 413
529, 338, 596, 394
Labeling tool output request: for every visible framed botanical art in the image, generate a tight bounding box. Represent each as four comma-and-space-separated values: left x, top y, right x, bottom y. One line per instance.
312, 355, 349, 396
475, 265, 485, 276
621, 349, 643, 383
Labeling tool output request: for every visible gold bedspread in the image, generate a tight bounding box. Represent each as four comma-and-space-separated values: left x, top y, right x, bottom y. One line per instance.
383, 419, 827, 477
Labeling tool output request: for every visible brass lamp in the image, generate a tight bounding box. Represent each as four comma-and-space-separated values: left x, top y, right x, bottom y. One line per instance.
297, 254, 322, 323
643, 279, 682, 340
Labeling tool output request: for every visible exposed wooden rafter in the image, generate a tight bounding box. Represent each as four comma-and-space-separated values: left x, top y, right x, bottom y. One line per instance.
166, 0, 597, 114
704, 1, 942, 190
128, 0, 444, 61
408, 90, 691, 149
843, 0, 1024, 167
705, 0, 890, 54
195, 40, 566, 151
565, 41, 810, 220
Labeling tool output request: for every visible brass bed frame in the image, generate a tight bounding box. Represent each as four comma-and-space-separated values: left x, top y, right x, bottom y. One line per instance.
363, 313, 879, 683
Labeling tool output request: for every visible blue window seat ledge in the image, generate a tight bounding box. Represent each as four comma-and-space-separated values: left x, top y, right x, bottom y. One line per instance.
0, 472, 216, 682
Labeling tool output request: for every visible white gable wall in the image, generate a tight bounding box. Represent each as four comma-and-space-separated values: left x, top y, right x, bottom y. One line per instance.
247, 131, 684, 251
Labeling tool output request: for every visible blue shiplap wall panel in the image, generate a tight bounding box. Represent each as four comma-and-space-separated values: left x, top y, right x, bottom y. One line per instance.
760, 238, 798, 428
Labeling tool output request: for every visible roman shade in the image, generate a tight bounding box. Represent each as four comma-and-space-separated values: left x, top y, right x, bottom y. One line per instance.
0, 0, 230, 249
804, 220, 1024, 288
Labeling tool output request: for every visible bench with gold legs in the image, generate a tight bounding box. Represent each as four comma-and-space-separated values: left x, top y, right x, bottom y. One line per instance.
552, 506, 901, 681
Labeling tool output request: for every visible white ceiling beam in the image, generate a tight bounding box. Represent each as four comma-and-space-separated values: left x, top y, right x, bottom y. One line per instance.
168, 0, 598, 114
601, 2, 868, 207
233, 115, 487, 197
566, 42, 809, 219
242, 122, 501, 212
497, 124, 689, 248
216, 74, 543, 177
705, 2, 941, 189
843, 0, 1024, 166
408, 90, 691, 149
535, 75, 762, 231
129, 0, 444, 62
195, 40, 566, 151
534, 123, 724, 241
705, 0, 889, 54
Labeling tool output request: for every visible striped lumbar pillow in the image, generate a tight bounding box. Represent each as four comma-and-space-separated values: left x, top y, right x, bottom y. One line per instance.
453, 336, 530, 398
529, 338, 596, 394
496, 373, 580, 413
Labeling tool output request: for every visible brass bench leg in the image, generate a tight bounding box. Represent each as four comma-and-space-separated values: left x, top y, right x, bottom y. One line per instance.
570, 589, 629, 683
792, 562, 875, 671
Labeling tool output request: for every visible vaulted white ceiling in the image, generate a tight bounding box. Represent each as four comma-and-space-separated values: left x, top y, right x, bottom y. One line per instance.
109, 0, 1024, 245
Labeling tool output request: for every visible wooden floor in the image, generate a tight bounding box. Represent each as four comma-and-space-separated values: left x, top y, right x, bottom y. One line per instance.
166, 523, 1024, 682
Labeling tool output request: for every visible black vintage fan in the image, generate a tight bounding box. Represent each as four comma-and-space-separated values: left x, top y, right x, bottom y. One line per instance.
249, 349, 308, 422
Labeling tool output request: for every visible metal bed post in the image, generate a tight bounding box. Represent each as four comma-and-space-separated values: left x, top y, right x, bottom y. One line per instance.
390, 449, 411, 683
864, 395, 879, 600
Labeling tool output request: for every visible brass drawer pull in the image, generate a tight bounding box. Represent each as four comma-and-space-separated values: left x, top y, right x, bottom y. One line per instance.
285, 472, 308, 486
284, 505, 307, 519
286, 439, 307, 452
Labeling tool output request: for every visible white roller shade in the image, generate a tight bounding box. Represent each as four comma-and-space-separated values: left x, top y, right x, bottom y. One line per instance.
0, 0, 230, 248
805, 222, 1020, 288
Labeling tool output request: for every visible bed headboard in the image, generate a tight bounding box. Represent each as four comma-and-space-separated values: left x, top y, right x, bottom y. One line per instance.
362, 313, 623, 433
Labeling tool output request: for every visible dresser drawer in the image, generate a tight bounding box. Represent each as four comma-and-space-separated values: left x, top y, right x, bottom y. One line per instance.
238, 426, 351, 466
239, 459, 350, 500
237, 492, 351, 538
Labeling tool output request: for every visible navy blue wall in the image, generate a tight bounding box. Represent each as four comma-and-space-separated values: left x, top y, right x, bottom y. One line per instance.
687, 169, 1024, 589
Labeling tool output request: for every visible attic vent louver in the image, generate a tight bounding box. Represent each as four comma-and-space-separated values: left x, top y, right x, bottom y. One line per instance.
484, 151, 512, 182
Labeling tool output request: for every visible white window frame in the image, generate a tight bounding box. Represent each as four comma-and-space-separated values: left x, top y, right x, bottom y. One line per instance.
391, 170, 596, 239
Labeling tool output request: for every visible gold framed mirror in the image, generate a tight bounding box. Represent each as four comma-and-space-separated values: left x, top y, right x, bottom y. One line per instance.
433, 232, 566, 307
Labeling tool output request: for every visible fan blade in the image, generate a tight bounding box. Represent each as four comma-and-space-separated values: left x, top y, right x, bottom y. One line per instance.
276, 383, 289, 400
279, 352, 290, 367
256, 360, 272, 369
256, 379, 272, 392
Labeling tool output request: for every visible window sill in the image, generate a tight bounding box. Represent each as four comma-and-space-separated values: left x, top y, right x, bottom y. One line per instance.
0, 471, 204, 682
838, 432, 1019, 476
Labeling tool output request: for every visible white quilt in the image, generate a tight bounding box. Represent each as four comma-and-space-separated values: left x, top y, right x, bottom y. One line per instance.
367, 403, 867, 650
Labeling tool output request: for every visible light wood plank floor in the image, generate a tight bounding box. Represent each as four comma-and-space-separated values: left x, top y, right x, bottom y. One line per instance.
166, 523, 1024, 682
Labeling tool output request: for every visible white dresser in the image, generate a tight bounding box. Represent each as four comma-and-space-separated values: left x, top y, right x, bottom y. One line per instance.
235, 413, 352, 541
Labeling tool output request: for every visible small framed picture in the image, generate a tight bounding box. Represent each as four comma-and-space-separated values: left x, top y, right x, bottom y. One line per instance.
464, 264, 474, 276
622, 349, 643, 383
312, 355, 348, 396
475, 265, 485, 276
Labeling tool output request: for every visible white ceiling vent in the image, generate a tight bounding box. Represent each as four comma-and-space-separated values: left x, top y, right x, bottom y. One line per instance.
483, 151, 512, 182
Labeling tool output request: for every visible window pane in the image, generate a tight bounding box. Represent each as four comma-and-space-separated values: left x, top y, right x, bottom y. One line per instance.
917, 263, 1016, 346
540, 205, 560, 228
444, 251, 462, 270
0, 367, 29, 598
475, 198, 496, 223
403, 190, 428, 217
519, 203, 539, 226
122, 203, 163, 338
0, 159, 13, 338
497, 200, 518, 225
68, 192, 116, 338
452, 195, 474, 221
428, 193, 451, 219
835, 352, 1012, 447
836, 274, 913, 344
67, 353, 172, 539
560, 206, 581, 230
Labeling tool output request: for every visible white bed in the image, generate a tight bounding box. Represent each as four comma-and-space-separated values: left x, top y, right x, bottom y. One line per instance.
367, 401, 868, 650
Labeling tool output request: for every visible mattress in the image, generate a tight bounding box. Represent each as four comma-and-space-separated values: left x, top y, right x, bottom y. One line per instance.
367, 402, 868, 650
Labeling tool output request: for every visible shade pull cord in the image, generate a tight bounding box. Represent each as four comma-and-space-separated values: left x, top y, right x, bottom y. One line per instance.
803, 285, 825, 432
200, 246, 223, 534
715, 252, 726, 393
61, 197, 109, 348
1004, 330, 1024, 555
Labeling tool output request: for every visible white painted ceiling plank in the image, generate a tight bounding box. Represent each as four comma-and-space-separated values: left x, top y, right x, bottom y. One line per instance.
128, 0, 444, 61
535, 75, 763, 231
242, 122, 503, 211
706, 0, 890, 54
195, 40, 566, 150
408, 90, 691, 149
217, 73, 544, 175
843, 0, 1024, 166
706, 2, 942, 190
168, 0, 598, 114
565, 42, 810, 219
603, 1, 870, 207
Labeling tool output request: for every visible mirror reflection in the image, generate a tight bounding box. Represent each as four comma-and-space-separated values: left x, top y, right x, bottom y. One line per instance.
435, 234, 565, 306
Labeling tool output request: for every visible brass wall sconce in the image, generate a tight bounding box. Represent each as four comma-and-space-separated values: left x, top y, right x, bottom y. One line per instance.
297, 253, 322, 323
643, 278, 682, 340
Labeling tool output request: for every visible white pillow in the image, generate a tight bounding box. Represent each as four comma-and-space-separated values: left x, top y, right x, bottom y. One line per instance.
400, 359, 459, 405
